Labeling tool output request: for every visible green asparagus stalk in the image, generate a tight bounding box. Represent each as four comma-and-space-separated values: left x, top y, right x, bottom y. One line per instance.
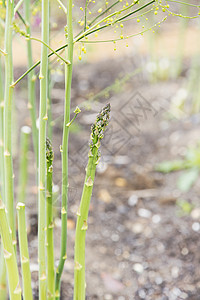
17, 126, 31, 204
74, 104, 110, 300
46, 138, 55, 300
47, 1, 53, 141
38, 0, 49, 298
0, 15, 6, 297
47, 70, 53, 140
16, 202, 33, 300
55, 0, 73, 297
0, 54, 7, 300
4, 0, 16, 245
0, 0, 6, 293
0, 198, 21, 300
0, 58, 4, 201
25, 0, 38, 166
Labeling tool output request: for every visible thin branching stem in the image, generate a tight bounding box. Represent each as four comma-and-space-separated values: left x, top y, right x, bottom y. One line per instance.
80, 16, 167, 44
28, 37, 70, 65
14, 0, 25, 15
13, 0, 156, 86
166, 0, 200, 7
74, 0, 155, 41
88, 0, 120, 27
0, 49, 6, 55
74, 0, 140, 42
84, 0, 89, 31
56, 0, 67, 14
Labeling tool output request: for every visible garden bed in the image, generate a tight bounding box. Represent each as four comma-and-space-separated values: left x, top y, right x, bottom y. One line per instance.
15, 55, 200, 300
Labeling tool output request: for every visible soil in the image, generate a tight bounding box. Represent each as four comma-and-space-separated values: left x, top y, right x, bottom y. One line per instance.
14, 53, 200, 300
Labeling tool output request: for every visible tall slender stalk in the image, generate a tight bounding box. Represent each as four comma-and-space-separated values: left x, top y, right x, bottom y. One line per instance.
47, 1, 53, 141
17, 126, 31, 204
0, 59, 4, 200
16, 202, 33, 300
46, 138, 55, 300
38, 0, 49, 298
55, 0, 73, 298
25, 0, 38, 166
74, 104, 110, 300
0, 58, 7, 300
4, 0, 15, 245
47, 69, 53, 140
0, 198, 21, 300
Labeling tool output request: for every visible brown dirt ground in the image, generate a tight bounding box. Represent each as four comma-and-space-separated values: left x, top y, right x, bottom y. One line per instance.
12, 48, 200, 300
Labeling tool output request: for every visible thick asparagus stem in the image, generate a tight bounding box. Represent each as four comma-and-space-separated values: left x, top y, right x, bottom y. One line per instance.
0, 56, 7, 300
16, 202, 33, 300
0, 198, 21, 300
0, 58, 4, 201
74, 104, 110, 300
4, 0, 16, 245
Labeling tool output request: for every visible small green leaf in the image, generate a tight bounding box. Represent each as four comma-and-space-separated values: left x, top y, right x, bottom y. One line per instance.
186, 146, 200, 167
177, 168, 199, 192
176, 199, 194, 215
155, 160, 186, 173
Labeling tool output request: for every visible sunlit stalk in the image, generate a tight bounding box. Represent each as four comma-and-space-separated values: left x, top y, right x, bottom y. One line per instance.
16, 202, 33, 300
0, 55, 7, 300
0, 198, 21, 300
0, 3, 5, 295
0, 58, 4, 200
4, 0, 15, 246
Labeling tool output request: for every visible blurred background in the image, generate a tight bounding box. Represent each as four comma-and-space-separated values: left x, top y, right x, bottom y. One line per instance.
3, 0, 200, 299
